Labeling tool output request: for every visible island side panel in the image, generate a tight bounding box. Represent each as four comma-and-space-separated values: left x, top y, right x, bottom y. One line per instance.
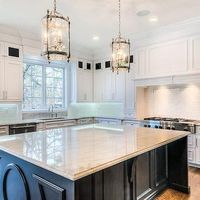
167, 136, 190, 193
75, 148, 169, 200
0, 150, 75, 200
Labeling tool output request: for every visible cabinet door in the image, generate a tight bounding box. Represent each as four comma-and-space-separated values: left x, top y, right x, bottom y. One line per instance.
0, 58, 4, 100
0, 42, 4, 56
94, 70, 104, 102
125, 67, 134, 113
115, 71, 125, 102
104, 163, 125, 200
188, 147, 196, 164
155, 146, 167, 187
148, 39, 188, 76
103, 68, 114, 101
77, 69, 93, 102
4, 59, 23, 101
136, 152, 153, 199
77, 68, 86, 102
195, 135, 200, 165
188, 135, 196, 148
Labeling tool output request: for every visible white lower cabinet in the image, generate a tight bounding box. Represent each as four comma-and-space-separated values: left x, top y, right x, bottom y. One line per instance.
44, 120, 76, 130
188, 147, 196, 164
95, 118, 122, 125
188, 134, 200, 166
0, 126, 9, 136
195, 135, 200, 165
77, 118, 94, 125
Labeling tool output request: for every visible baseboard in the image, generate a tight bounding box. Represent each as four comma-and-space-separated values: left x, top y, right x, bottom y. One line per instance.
169, 183, 190, 194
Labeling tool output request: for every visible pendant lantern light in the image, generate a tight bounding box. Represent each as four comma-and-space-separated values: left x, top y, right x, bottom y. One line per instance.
41, 0, 70, 62
111, 0, 131, 73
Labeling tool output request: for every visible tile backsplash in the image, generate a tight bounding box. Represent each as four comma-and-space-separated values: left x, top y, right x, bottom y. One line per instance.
143, 84, 200, 120
0, 104, 21, 121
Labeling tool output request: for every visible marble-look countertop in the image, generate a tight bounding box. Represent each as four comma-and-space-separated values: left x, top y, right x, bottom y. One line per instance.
0, 124, 189, 181
0, 117, 138, 126
0, 117, 77, 126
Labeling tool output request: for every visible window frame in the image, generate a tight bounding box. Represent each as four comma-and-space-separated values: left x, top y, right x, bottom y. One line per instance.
23, 59, 67, 112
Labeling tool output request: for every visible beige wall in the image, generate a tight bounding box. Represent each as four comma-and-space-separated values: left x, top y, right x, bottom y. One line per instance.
136, 84, 200, 120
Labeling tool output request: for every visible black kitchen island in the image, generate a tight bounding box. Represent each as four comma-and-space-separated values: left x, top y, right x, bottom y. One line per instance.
0, 124, 190, 200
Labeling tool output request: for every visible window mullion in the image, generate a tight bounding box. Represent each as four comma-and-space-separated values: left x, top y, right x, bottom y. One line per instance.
43, 65, 47, 109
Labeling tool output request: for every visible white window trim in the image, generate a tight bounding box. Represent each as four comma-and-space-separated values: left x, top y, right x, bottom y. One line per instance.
23, 59, 68, 112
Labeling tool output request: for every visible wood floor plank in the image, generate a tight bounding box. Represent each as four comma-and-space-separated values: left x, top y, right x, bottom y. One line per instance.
156, 167, 200, 200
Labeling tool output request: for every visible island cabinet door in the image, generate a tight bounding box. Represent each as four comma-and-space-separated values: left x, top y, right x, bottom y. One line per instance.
135, 152, 154, 200
75, 162, 126, 200
154, 146, 168, 187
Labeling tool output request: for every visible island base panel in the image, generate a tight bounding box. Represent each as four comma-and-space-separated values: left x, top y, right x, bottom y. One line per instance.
0, 136, 189, 200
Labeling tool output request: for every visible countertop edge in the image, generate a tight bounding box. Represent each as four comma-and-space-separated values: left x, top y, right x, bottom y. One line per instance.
0, 132, 190, 181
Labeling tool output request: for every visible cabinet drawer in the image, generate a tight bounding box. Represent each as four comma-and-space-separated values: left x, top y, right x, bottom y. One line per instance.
188, 135, 196, 148
196, 126, 200, 134
45, 120, 76, 130
95, 118, 122, 125
36, 123, 45, 131
77, 118, 94, 125
0, 126, 9, 136
188, 147, 196, 163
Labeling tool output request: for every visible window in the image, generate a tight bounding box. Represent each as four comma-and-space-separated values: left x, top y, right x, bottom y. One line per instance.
23, 62, 66, 111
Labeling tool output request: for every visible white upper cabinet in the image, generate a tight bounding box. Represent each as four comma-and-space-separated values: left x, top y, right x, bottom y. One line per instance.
0, 42, 4, 56
125, 67, 134, 110
0, 58, 4, 100
148, 39, 188, 76
135, 39, 190, 79
115, 71, 125, 102
4, 59, 23, 101
191, 36, 200, 72
94, 62, 104, 102
103, 68, 115, 101
135, 48, 147, 79
76, 60, 93, 102
94, 60, 127, 104
0, 41, 23, 101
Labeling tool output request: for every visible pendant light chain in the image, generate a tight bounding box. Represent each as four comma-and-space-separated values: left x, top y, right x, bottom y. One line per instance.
118, 0, 121, 38
54, 0, 57, 12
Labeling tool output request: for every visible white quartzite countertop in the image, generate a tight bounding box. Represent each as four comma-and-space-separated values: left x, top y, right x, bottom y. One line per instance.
0, 124, 190, 181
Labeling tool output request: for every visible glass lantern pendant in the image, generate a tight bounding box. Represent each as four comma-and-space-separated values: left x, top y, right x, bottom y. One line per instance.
41, 0, 70, 62
112, 0, 131, 73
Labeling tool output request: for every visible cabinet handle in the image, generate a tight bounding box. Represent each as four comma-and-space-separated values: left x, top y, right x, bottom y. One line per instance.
196, 138, 198, 148
5, 91, 7, 100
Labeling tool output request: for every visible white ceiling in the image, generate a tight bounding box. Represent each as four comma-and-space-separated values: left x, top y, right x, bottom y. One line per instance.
1, 0, 200, 50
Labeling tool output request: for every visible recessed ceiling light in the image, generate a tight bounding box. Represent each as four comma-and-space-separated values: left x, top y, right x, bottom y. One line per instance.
93, 36, 99, 41
149, 17, 158, 22
136, 10, 151, 17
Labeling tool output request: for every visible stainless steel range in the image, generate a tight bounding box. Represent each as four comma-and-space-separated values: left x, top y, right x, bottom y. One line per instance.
143, 117, 199, 134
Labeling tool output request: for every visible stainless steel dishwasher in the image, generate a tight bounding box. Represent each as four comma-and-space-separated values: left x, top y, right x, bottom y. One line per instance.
9, 123, 36, 135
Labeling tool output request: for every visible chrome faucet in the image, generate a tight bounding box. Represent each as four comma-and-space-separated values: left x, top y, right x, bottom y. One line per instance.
48, 105, 57, 118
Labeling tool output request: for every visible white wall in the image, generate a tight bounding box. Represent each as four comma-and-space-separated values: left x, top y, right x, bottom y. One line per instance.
141, 84, 200, 120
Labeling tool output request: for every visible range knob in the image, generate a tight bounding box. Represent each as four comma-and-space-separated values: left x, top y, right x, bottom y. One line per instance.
144, 124, 147, 127
148, 125, 151, 128
155, 125, 159, 128
166, 126, 171, 130
159, 126, 163, 129
171, 126, 175, 130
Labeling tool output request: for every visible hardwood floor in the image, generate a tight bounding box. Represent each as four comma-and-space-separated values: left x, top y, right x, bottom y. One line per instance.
156, 167, 200, 200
